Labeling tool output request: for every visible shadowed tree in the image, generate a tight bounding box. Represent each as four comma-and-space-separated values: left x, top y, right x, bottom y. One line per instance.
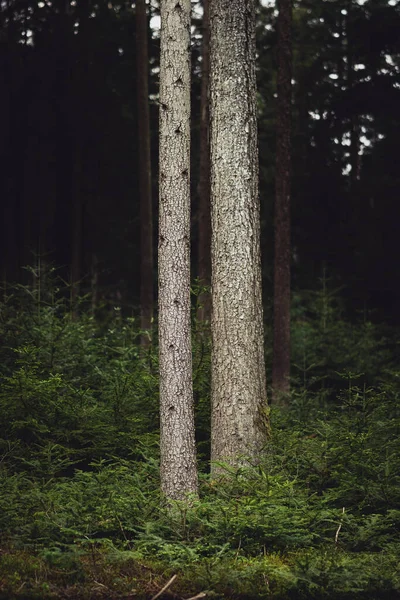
136, 0, 154, 346
272, 0, 292, 405
210, 0, 268, 471
158, 0, 198, 500
196, 0, 211, 324
345, 2, 360, 194
70, 0, 89, 314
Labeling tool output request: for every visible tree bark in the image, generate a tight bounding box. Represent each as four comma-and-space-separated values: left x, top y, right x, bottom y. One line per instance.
159, 0, 198, 500
196, 0, 211, 324
70, 0, 89, 315
346, 5, 360, 193
272, 0, 292, 405
210, 0, 268, 470
2, 14, 19, 285
136, 0, 154, 346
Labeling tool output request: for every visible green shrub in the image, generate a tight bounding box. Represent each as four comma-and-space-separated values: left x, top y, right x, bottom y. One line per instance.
1, 275, 400, 598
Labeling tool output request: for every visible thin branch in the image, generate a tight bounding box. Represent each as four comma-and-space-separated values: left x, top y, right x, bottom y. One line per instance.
335, 507, 345, 545
150, 574, 177, 600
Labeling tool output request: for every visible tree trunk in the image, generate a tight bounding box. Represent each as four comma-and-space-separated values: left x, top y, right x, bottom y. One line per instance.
2, 14, 19, 285
346, 5, 360, 193
70, 185, 83, 314
337, 6, 346, 174
70, 0, 89, 315
136, 0, 154, 346
158, 0, 198, 500
91, 252, 99, 314
196, 0, 211, 324
210, 0, 268, 471
272, 0, 292, 405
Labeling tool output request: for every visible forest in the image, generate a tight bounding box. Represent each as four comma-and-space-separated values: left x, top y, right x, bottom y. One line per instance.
1, 0, 400, 598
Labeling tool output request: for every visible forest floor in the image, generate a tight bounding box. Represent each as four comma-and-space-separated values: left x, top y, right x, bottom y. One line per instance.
1, 543, 400, 600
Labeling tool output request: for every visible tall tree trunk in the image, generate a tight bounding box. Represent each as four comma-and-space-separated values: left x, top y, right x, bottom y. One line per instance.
158, 0, 198, 500
3, 197, 18, 285
349, 117, 360, 188
196, 0, 211, 324
272, 0, 292, 405
210, 0, 268, 471
2, 8, 18, 284
346, 5, 360, 193
91, 252, 99, 314
36, 68, 56, 267
70, 184, 83, 313
337, 6, 346, 174
136, 0, 154, 346
71, 0, 89, 315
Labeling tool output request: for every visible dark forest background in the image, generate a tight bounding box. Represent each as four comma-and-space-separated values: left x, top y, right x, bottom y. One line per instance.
1, 0, 399, 323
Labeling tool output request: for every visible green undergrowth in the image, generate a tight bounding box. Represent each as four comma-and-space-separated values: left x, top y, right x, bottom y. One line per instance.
1, 275, 400, 598
1, 544, 399, 599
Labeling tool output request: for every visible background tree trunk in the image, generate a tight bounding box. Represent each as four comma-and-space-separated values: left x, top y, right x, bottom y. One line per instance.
70, 185, 83, 314
346, 4, 360, 193
196, 0, 211, 324
272, 0, 292, 405
136, 0, 154, 346
158, 0, 198, 500
1, 11, 18, 285
70, 0, 89, 315
210, 0, 268, 471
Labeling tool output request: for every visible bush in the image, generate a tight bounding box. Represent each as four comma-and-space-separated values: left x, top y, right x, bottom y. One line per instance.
1, 275, 400, 599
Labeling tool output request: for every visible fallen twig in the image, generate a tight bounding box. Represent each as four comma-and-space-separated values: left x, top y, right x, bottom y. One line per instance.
150, 574, 178, 600
93, 580, 108, 589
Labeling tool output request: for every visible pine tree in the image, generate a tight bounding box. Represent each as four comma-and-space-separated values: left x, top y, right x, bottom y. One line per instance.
272, 0, 292, 405
158, 0, 198, 499
136, 0, 154, 346
210, 0, 268, 470
71, 0, 90, 314
196, 0, 211, 324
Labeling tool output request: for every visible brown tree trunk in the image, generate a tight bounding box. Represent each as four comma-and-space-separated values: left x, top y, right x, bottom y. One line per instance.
158, 0, 198, 500
272, 0, 292, 405
346, 5, 360, 192
91, 252, 99, 314
3, 196, 18, 285
136, 0, 154, 346
2, 13, 19, 285
196, 0, 211, 324
210, 0, 268, 471
70, 0, 89, 315
349, 117, 360, 188
70, 186, 83, 314
337, 7, 346, 173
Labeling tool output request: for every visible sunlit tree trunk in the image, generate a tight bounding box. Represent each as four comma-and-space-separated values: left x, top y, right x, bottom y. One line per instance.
210, 0, 268, 471
196, 0, 211, 324
272, 0, 292, 405
159, 0, 198, 500
136, 0, 154, 346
